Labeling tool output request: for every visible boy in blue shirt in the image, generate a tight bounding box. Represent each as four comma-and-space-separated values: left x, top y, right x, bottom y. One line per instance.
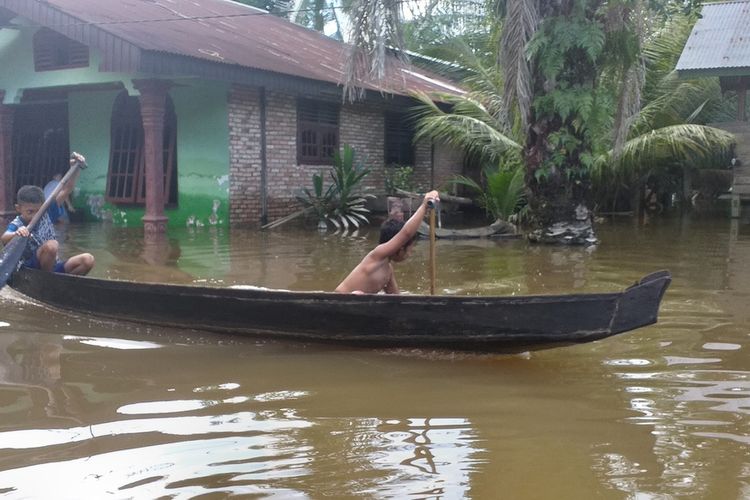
43, 173, 73, 224
1, 154, 94, 275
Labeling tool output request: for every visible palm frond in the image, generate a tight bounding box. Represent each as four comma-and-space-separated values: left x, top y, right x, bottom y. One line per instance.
343, 0, 406, 101
593, 124, 736, 185
487, 166, 526, 220
631, 75, 723, 134
613, 58, 646, 156
410, 91, 521, 164
500, 0, 539, 132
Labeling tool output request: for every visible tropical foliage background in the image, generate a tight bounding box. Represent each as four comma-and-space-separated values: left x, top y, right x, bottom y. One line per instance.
245, 0, 741, 231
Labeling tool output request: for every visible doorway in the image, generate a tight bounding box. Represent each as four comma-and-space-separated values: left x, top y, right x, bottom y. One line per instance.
12, 102, 69, 192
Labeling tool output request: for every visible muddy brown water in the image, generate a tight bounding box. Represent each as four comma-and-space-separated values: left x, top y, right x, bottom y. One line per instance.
1, 216, 749, 498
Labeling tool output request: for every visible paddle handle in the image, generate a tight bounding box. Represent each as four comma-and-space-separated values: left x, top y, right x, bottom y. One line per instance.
25, 155, 85, 232
428, 203, 436, 295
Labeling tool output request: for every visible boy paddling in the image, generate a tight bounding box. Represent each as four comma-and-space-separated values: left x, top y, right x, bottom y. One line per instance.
335, 190, 439, 294
1, 153, 94, 275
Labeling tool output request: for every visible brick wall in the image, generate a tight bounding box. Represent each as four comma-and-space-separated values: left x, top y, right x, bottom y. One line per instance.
265, 90, 303, 220
433, 142, 465, 189
227, 84, 465, 225
340, 101, 385, 193
412, 139, 432, 190
228, 84, 262, 225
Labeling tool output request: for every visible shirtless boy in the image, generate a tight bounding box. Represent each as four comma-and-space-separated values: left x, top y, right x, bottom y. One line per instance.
335, 190, 439, 294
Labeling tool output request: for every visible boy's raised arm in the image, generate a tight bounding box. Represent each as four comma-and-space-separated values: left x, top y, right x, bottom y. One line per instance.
373, 190, 440, 258
56, 153, 84, 205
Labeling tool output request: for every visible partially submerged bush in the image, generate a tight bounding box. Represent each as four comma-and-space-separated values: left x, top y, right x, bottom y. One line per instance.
297, 144, 374, 230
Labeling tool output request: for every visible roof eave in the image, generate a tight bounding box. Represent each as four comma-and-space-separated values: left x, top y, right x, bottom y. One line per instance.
139, 51, 430, 105
0, 0, 456, 101
677, 67, 750, 79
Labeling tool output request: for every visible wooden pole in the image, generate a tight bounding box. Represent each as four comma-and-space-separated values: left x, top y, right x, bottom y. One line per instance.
429, 204, 436, 295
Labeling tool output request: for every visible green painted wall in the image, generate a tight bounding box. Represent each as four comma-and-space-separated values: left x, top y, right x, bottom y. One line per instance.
170, 83, 231, 228
67, 83, 231, 229
1, 22, 232, 230
0, 22, 138, 102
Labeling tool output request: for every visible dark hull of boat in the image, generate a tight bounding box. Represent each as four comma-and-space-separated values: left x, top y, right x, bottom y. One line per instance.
9, 269, 671, 352
417, 221, 519, 239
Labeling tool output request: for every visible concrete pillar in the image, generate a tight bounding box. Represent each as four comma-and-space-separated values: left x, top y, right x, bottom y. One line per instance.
0, 91, 15, 224
134, 79, 171, 233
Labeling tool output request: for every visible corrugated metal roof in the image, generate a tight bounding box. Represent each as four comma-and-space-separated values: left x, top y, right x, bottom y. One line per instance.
0, 0, 464, 97
676, 1, 750, 76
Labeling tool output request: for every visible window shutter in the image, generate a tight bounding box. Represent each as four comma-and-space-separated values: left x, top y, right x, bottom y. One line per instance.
297, 100, 339, 164
33, 28, 89, 71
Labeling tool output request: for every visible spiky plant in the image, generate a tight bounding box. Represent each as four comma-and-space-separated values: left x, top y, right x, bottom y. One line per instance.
298, 145, 374, 231
451, 161, 526, 221
326, 145, 374, 230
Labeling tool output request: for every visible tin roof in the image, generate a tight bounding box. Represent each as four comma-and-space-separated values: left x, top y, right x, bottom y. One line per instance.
676, 1, 750, 77
0, 0, 464, 97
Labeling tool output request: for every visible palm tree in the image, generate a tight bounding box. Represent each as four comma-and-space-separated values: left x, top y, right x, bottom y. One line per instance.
591, 13, 736, 211
343, 0, 735, 239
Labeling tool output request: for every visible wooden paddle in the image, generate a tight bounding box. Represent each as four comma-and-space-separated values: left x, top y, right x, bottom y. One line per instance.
0, 155, 86, 288
428, 199, 437, 295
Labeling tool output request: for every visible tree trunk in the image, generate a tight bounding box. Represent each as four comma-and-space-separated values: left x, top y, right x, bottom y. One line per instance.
523, 119, 598, 246
518, 0, 605, 246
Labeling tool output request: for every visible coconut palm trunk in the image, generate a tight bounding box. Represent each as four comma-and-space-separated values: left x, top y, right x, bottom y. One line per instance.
503, 0, 611, 243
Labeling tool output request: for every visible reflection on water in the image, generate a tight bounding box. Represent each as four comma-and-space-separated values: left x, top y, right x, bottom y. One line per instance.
1, 216, 750, 497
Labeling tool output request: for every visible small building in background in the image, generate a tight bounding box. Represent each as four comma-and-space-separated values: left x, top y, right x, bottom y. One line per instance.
676, 0, 750, 217
0, 0, 465, 232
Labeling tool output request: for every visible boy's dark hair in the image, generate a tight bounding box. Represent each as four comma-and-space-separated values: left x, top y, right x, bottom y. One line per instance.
379, 218, 418, 246
17, 185, 45, 205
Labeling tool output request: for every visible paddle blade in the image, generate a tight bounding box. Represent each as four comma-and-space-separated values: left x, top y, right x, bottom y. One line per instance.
0, 236, 28, 288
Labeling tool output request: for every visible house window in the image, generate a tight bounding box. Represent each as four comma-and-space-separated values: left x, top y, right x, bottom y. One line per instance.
106, 91, 178, 205
297, 99, 339, 164
385, 112, 415, 166
33, 28, 89, 71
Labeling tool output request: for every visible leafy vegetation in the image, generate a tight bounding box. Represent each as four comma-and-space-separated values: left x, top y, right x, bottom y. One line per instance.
451, 160, 525, 222
296, 144, 374, 230
384, 165, 415, 194
342, 0, 738, 233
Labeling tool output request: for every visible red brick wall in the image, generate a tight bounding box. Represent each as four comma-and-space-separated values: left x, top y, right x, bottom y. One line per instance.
227, 84, 464, 225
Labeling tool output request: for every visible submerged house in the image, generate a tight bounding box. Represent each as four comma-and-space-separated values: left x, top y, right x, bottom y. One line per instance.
676, 0, 750, 217
0, 0, 465, 232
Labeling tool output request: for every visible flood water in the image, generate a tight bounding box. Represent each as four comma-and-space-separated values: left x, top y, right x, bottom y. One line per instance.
1, 215, 750, 499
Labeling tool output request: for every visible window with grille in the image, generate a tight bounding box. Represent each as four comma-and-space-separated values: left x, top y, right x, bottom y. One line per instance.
385, 112, 415, 166
297, 99, 339, 164
33, 28, 89, 72
106, 91, 178, 205
12, 103, 69, 192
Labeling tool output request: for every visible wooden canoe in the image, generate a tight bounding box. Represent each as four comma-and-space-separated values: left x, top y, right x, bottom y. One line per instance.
8, 268, 671, 352
417, 220, 520, 239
